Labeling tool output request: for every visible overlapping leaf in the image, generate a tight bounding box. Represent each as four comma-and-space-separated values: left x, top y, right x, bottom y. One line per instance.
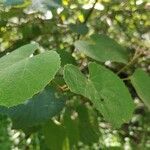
131, 69, 150, 109
0, 86, 65, 129
0, 44, 61, 107
76, 105, 100, 145
63, 63, 135, 127
57, 50, 76, 66
43, 121, 67, 150
63, 109, 79, 148
43, 105, 100, 149
74, 34, 129, 63
10, 86, 65, 129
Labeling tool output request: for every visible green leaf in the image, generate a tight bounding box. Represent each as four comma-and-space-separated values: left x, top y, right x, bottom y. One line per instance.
74, 34, 129, 63
130, 69, 150, 109
43, 121, 68, 150
63, 109, 79, 148
63, 63, 135, 127
64, 106, 100, 146
89, 62, 135, 127
0, 44, 38, 71
0, 106, 8, 115
0, 44, 61, 107
43, 105, 100, 149
77, 105, 100, 145
9, 86, 65, 129
57, 50, 76, 66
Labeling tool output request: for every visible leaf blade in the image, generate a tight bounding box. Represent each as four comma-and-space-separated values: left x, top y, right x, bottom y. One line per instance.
74, 34, 129, 63
131, 69, 150, 109
63, 63, 135, 127
0, 46, 60, 107
9, 86, 65, 129
89, 62, 135, 127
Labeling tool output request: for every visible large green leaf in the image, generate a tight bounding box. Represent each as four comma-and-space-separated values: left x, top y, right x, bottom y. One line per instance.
63, 63, 135, 127
74, 34, 129, 63
0, 44, 61, 107
89, 62, 135, 127
130, 69, 150, 110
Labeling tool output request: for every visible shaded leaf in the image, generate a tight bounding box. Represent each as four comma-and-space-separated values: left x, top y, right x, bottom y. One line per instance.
77, 105, 100, 145
0, 106, 8, 115
9, 86, 65, 129
74, 34, 129, 63
131, 69, 150, 109
43, 105, 100, 149
63, 109, 79, 148
58, 50, 76, 66
0, 86, 65, 129
43, 121, 68, 150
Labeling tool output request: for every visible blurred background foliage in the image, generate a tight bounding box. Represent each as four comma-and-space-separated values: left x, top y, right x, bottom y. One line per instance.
0, 0, 150, 149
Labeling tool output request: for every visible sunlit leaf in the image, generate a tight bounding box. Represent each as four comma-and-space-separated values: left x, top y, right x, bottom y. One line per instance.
0, 44, 61, 107
63, 63, 135, 127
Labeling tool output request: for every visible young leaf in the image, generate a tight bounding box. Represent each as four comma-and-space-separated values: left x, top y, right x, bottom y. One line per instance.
63, 63, 135, 127
130, 69, 150, 109
0, 44, 61, 107
89, 62, 135, 127
74, 34, 129, 63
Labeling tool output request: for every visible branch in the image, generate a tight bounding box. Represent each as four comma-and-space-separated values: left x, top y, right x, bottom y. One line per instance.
83, 0, 98, 24
71, 0, 98, 52
117, 48, 143, 75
